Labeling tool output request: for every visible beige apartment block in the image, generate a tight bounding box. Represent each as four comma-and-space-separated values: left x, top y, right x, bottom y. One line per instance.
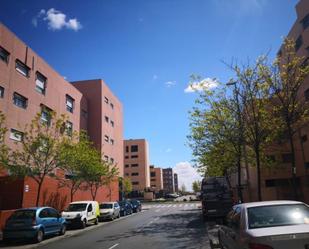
150, 165, 163, 192
124, 139, 150, 191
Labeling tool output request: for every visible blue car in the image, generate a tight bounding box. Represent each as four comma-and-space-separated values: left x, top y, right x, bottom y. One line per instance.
3, 207, 67, 243
118, 201, 133, 216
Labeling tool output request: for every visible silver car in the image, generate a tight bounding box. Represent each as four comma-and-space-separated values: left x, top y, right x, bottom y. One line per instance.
99, 202, 120, 221
218, 200, 309, 249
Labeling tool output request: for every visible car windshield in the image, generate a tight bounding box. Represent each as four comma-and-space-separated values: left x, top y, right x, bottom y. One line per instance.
130, 200, 138, 205
10, 210, 35, 220
248, 204, 309, 229
100, 204, 113, 209
118, 202, 126, 207
66, 203, 87, 212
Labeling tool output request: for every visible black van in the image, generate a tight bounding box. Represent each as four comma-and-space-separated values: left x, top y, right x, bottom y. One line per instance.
201, 177, 233, 220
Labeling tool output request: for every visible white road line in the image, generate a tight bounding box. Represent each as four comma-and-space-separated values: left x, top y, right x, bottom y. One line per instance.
155, 209, 160, 212
108, 243, 119, 249
172, 205, 177, 207
184, 204, 188, 207
190, 204, 194, 207
179, 204, 183, 207
168, 204, 172, 207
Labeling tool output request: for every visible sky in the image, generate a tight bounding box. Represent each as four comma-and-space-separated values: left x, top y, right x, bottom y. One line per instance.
0, 0, 299, 191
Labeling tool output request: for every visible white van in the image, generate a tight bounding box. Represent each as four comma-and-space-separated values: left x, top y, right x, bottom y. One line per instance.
62, 201, 100, 228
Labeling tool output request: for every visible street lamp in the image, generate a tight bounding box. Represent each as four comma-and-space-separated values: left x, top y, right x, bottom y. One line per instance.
226, 80, 243, 203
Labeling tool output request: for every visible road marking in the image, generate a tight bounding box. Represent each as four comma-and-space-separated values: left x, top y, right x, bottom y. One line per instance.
108, 243, 119, 249
179, 204, 183, 207
172, 204, 176, 207
168, 204, 172, 207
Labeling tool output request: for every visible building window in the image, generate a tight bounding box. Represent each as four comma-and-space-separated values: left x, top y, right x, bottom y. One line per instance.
105, 116, 109, 122
10, 129, 23, 142
104, 97, 109, 104
125, 155, 129, 159
150, 172, 156, 177
131, 164, 138, 167
110, 103, 114, 109
301, 14, 309, 30
132, 182, 139, 185
104, 135, 109, 142
131, 155, 138, 159
125, 164, 129, 168
0, 86, 4, 98
151, 185, 156, 188
110, 158, 114, 164
111, 120, 114, 127
0, 46, 9, 63
125, 146, 129, 153
110, 139, 114, 145
305, 89, 309, 101
295, 36, 303, 51
131, 172, 139, 176
13, 92, 28, 109
41, 105, 52, 125
282, 153, 293, 163
104, 155, 109, 161
66, 95, 74, 113
151, 179, 156, 182
125, 173, 129, 176
131, 145, 138, 152
15, 60, 30, 77
66, 121, 73, 136
35, 72, 47, 94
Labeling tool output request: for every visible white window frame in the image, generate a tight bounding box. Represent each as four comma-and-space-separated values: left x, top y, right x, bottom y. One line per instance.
15, 60, 29, 77
35, 72, 47, 94
0, 86, 4, 98
104, 135, 109, 142
10, 129, 23, 142
66, 95, 74, 113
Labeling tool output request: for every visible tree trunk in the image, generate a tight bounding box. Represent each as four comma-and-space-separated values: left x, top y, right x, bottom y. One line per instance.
255, 147, 262, 201
109, 184, 112, 201
36, 179, 44, 206
237, 151, 243, 203
287, 124, 298, 200
70, 187, 74, 202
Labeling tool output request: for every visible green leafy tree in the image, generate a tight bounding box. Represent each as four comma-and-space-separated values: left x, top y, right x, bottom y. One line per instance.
122, 177, 132, 197
180, 183, 187, 194
192, 180, 201, 193
0, 111, 8, 167
104, 163, 119, 201
267, 38, 309, 200
6, 112, 69, 206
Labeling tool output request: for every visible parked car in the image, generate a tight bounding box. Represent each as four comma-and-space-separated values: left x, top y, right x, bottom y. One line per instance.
118, 200, 133, 216
99, 202, 120, 221
61, 201, 100, 228
218, 200, 309, 249
129, 200, 142, 213
3, 207, 66, 243
201, 176, 233, 220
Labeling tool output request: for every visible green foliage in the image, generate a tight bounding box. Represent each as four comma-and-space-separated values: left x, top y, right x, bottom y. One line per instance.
0, 111, 8, 168
192, 180, 201, 193
122, 177, 132, 196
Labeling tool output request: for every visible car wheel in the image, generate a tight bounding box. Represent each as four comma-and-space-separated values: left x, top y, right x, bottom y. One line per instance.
124, 211, 126, 216
35, 229, 44, 243
81, 219, 87, 229
94, 218, 99, 225
59, 224, 66, 235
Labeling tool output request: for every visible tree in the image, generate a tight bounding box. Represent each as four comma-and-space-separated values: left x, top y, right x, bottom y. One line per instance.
180, 183, 187, 193
0, 111, 8, 167
5, 112, 69, 206
267, 38, 309, 200
104, 163, 119, 201
228, 57, 275, 201
192, 180, 201, 193
58, 131, 104, 202
120, 177, 132, 198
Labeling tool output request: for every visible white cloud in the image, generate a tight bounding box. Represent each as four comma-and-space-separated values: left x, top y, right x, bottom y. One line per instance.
32, 8, 82, 31
173, 162, 202, 192
165, 148, 172, 153
165, 81, 176, 88
184, 78, 218, 93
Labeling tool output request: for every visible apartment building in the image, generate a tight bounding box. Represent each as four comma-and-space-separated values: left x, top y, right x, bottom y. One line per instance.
239, 0, 309, 204
0, 23, 123, 210
174, 173, 179, 193
124, 139, 150, 192
149, 165, 163, 193
163, 168, 175, 194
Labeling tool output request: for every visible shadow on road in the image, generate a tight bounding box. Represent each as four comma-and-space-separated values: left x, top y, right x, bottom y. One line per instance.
96, 210, 210, 249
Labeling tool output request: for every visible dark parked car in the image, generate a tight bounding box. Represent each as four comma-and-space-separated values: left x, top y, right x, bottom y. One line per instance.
118, 201, 133, 216
3, 207, 66, 243
129, 200, 142, 213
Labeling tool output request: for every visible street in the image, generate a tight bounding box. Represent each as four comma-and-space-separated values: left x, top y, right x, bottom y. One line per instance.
1, 202, 211, 249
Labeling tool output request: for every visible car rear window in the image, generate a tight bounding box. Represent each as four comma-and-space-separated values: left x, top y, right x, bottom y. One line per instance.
248, 204, 309, 229
66, 203, 87, 212
10, 210, 36, 219
100, 204, 113, 209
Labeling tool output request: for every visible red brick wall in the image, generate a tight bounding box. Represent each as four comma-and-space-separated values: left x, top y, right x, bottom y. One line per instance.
22, 176, 119, 211
0, 177, 23, 210
0, 210, 15, 231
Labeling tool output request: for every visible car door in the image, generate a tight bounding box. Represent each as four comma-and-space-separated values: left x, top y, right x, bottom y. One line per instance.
114, 203, 120, 216
229, 207, 242, 249
39, 208, 53, 234
221, 210, 235, 248
47, 208, 61, 233
87, 203, 94, 221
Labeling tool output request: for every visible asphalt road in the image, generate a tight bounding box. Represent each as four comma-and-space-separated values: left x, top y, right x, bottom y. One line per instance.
1, 202, 211, 249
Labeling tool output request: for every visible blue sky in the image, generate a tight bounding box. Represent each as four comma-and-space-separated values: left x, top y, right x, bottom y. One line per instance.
0, 0, 299, 188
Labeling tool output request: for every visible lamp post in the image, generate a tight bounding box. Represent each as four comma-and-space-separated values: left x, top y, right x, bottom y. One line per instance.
226, 80, 243, 203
